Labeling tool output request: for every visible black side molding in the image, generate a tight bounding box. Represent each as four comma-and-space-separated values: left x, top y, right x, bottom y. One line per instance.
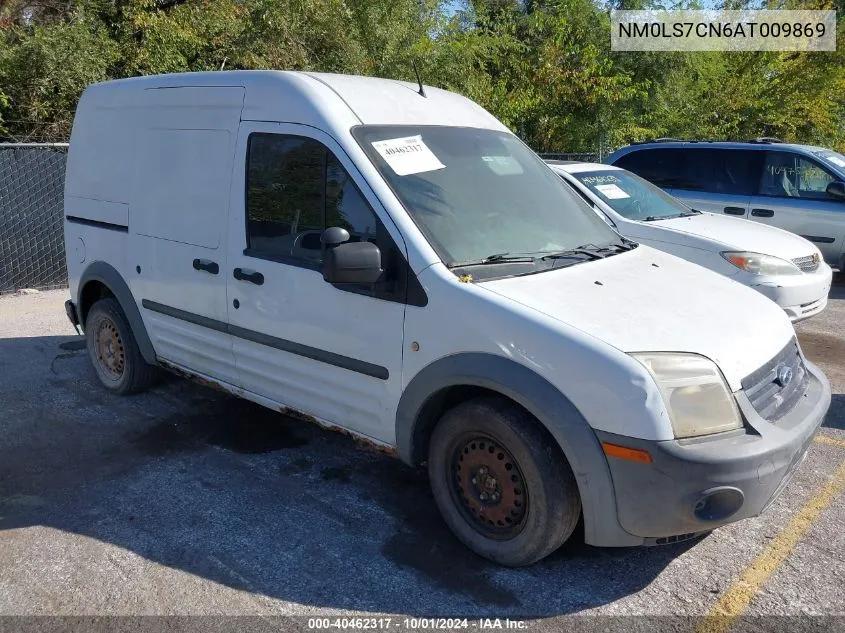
66, 216, 129, 232
142, 300, 227, 334
141, 299, 389, 380
801, 235, 836, 244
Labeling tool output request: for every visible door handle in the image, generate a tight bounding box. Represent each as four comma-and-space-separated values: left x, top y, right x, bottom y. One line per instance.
751, 208, 774, 218
723, 206, 745, 215
192, 258, 219, 274
233, 267, 264, 286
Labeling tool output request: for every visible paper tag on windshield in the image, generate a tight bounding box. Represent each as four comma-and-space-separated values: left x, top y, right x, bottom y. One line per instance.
594, 183, 630, 199
828, 156, 845, 168
482, 155, 523, 175
371, 135, 445, 176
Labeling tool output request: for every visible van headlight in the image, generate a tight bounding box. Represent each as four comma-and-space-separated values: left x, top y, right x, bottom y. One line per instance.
632, 353, 742, 439
721, 251, 800, 276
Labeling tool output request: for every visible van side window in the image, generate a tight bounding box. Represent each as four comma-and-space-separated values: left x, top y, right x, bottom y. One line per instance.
613, 149, 682, 188
759, 152, 837, 200
688, 149, 760, 195
247, 134, 324, 263
245, 133, 387, 270
615, 148, 760, 195
326, 153, 379, 245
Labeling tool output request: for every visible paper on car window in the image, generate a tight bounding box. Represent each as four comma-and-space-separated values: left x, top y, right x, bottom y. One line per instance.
594, 183, 630, 199
827, 156, 845, 168
371, 135, 445, 176
482, 155, 523, 175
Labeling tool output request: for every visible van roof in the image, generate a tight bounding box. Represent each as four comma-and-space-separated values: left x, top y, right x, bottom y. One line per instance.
80, 70, 509, 133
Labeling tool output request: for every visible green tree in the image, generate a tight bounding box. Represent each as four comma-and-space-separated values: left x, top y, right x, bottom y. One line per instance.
0, 6, 119, 140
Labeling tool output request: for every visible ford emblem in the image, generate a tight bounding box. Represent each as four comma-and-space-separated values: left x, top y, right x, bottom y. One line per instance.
776, 365, 793, 388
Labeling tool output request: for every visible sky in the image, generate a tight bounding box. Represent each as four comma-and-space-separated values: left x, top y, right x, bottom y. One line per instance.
443, 0, 464, 18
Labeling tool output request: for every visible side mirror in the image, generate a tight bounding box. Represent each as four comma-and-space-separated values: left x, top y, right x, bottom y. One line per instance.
321, 226, 351, 247
321, 227, 383, 284
826, 181, 845, 200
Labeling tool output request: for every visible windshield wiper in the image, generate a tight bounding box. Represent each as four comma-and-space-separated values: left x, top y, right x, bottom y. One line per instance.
448, 253, 537, 268
613, 238, 638, 251
540, 243, 609, 261
540, 240, 636, 262
644, 209, 701, 221
451, 242, 634, 269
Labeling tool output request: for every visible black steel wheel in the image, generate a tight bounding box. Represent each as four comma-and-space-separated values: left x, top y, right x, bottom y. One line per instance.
450, 434, 528, 540
85, 297, 158, 395
428, 396, 581, 566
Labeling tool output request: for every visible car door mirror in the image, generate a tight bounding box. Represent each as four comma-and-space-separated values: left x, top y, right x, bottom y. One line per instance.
825, 181, 845, 201
321, 227, 383, 284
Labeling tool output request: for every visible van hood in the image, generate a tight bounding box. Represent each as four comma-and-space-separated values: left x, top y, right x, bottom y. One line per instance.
651, 212, 818, 260
479, 246, 795, 391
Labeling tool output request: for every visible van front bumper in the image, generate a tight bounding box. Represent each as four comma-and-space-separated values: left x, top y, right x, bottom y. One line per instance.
595, 359, 830, 541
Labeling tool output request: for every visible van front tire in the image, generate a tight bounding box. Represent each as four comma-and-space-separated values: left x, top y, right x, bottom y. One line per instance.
428, 397, 581, 567
85, 297, 158, 395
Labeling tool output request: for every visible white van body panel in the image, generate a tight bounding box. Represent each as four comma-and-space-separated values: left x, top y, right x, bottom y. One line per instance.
480, 247, 795, 392
64, 221, 129, 318
404, 264, 676, 441
64, 197, 128, 227
132, 88, 243, 385
66, 83, 245, 384
225, 121, 407, 442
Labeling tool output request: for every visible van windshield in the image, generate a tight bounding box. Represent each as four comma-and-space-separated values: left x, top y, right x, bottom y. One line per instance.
569, 169, 697, 221
353, 126, 624, 273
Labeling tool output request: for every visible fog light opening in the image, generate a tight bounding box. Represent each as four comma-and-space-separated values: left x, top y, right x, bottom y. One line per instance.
693, 487, 744, 522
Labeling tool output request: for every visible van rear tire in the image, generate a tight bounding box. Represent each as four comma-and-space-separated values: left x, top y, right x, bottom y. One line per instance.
428, 397, 581, 567
85, 297, 158, 395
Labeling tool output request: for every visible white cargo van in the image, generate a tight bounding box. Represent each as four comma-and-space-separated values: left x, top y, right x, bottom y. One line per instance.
63, 71, 830, 566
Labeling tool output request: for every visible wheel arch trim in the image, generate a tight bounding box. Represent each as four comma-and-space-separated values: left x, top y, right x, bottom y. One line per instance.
77, 261, 157, 365
395, 352, 643, 546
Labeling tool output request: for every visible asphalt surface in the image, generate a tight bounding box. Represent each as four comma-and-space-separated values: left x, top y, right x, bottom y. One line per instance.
0, 283, 843, 630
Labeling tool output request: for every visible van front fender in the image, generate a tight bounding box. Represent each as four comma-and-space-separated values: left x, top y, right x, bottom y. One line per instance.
396, 353, 642, 547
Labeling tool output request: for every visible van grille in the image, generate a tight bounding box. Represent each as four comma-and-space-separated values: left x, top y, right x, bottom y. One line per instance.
741, 338, 808, 422
792, 255, 819, 273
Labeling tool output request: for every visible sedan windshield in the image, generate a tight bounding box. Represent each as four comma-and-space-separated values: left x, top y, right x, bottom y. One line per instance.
569, 169, 697, 221
353, 126, 621, 271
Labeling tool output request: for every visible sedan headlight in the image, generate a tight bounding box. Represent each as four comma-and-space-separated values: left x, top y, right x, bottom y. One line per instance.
721, 251, 800, 276
632, 353, 742, 439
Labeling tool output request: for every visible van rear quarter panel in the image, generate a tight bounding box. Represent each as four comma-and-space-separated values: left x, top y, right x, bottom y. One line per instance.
64, 86, 136, 304
65, 83, 244, 375
64, 223, 130, 311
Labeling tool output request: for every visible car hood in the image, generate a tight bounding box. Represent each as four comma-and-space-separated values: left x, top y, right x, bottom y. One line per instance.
650, 212, 818, 260
479, 246, 795, 391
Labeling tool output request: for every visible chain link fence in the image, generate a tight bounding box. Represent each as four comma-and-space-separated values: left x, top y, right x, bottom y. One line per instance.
0, 144, 69, 294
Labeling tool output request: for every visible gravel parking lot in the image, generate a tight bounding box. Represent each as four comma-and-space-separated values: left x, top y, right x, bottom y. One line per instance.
0, 283, 843, 631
